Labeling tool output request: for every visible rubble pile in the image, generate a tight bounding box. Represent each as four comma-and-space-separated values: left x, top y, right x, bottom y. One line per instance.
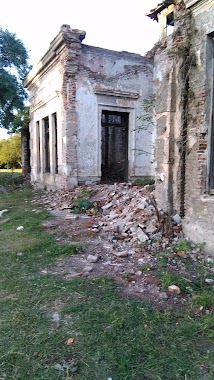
90, 184, 173, 244
39, 183, 182, 250
36, 183, 214, 307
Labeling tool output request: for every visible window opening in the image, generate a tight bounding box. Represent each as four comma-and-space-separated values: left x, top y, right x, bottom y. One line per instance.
52, 113, 58, 173
36, 121, 41, 172
166, 11, 174, 36
43, 116, 50, 173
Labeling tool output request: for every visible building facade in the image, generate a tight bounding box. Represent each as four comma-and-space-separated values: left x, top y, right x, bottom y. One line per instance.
25, 26, 155, 190
25, 0, 214, 254
148, 0, 214, 253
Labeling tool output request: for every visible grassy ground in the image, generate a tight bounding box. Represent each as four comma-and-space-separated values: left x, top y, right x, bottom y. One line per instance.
0, 169, 22, 173
0, 173, 213, 380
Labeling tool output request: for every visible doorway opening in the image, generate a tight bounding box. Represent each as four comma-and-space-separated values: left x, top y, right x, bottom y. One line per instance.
101, 110, 129, 183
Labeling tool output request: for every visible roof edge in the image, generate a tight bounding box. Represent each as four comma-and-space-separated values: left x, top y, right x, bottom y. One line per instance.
146, 0, 175, 21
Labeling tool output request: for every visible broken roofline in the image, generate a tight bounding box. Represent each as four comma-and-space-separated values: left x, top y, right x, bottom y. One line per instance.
24, 25, 86, 88
25, 24, 149, 89
146, 0, 175, 21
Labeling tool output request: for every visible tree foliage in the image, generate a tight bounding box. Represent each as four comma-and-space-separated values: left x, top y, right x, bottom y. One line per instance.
0, 27, 31, 131
0, 133, 21, 168
9, 106, 30, 134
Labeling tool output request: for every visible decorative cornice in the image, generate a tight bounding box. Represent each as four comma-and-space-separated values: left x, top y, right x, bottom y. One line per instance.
94, 86, 139, 99
184, 0, 201, 8
184, 0, 214, 12
31, 91, 60, 113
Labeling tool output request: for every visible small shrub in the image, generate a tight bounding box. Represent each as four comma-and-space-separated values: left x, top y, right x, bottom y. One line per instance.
72, 199, 94, 214
133, 177, 155, 186
191, 288, 214, 309
159, 270, 192, 293
139, 263, 153, 272
122, 272, 133, 281
70, 186, 95, 214
174, 239, 191, 253
157, 252, 169, 268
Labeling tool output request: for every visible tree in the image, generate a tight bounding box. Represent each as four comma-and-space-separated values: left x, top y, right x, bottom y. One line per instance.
0, 133, 21, 168
9, 106, 30, 134
0, 28, 31, 131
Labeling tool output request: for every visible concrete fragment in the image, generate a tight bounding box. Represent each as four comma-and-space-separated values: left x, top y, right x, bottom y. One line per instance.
101, 202, 113, 210
103, 243, 113, 250
87, 254, 100, 263
0, 218, 10, 224
16, 226, 24, 231
112, 251, 128, 258
52, 312, 60, 323
138, 258, 145, 263
159, 292, 168, 300
136, 200, 147, 210
83, 265, 94, 273
205, 278, 214, 285
0, 186, 6, 193
172, 214, 182, 225
135, 270, 142, 276
146, 222, 157, 234
64, 214, 78, 220
205, 257, 214, 264
65, 271, 82, 278
138, 223, 145, 229
136, 228, 148, 242
168, 285, 181, 294
0, 209, 9, 218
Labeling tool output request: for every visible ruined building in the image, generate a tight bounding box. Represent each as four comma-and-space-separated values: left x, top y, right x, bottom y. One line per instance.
147, 0, 214, 253
25, 0, 214, 254
25, 26, 155, 189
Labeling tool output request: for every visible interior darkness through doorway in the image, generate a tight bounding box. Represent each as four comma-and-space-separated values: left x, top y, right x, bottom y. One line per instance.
101, 110, 129, 183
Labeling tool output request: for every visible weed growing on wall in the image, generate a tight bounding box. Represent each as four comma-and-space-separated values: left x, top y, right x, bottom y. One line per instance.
134, 95, 156, 158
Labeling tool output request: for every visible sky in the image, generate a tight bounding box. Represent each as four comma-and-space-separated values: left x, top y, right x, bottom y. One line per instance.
0, 0, 160, 138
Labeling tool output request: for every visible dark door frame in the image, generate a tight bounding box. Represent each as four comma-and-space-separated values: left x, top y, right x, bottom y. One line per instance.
101, 110, 129, 183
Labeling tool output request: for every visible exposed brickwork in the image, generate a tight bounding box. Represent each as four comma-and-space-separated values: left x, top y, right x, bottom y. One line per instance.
153, 0, 214, 253
60, 26, 86, 187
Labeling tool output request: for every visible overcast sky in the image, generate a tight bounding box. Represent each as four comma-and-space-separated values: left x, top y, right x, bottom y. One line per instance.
0, 0, 159, 138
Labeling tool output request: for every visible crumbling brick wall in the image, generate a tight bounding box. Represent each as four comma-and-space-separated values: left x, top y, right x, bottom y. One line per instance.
153, 0, 214, 254
152, 0, 191, 215
60, 26, 86, 188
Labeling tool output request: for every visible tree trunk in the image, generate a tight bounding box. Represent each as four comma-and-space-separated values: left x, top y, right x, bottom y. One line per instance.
21, 125, 30, 175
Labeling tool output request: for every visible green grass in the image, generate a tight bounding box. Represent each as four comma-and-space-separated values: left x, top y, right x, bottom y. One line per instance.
0, 174, 213, 380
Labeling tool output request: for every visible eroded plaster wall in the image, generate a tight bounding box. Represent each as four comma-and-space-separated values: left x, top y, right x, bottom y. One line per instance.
76, 45, 155, 183
181, 0, 214, 254
153, 0, 214, 254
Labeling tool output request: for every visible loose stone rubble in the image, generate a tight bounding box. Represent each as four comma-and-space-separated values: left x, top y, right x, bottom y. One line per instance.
39, 182, 178, 246
35, 183, 214, 309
